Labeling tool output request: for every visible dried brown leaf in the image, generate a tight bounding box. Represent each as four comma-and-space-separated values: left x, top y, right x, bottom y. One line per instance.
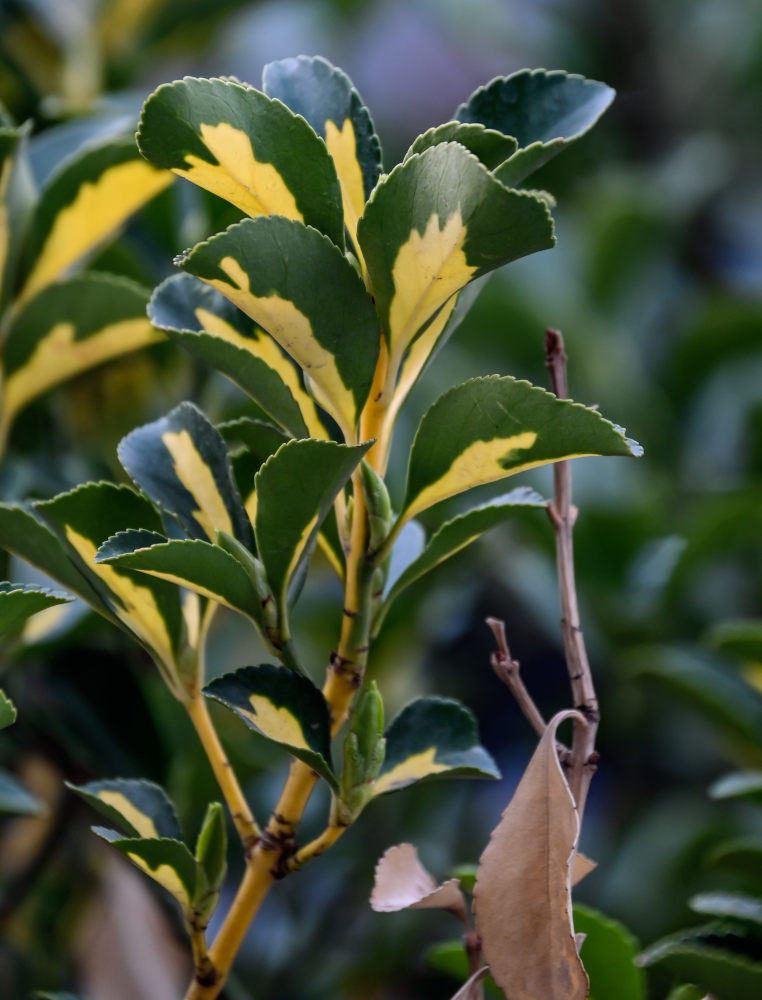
571, 851, 596, 886
370, 842, 467, 921
473, 710, 589, 1000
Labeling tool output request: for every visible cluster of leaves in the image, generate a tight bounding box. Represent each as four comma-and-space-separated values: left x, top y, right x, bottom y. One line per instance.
0, 52, 646, 1000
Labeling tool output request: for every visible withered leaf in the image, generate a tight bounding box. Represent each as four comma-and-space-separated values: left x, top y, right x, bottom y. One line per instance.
473, 710, 589, 1000
370, 842, 467, 922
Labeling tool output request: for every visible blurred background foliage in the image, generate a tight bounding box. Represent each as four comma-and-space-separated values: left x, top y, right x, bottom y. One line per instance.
0, 0, 761, 997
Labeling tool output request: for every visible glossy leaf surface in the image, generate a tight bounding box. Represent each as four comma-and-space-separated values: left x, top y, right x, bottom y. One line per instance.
0, 583, 72, 635
262, 55, 381, 254
406, 122, 518, 169
137, 76, 344, 246
19, 138, 171, 304
357, 144, 553, 375
456, 70, 615, 186
373, 697, 499, 796
95, 829, 198, 910
204, 664, 335, 788
377, 487, 545, 630
70, 777, 183, 840
1, 274, 160, 436
148, 274, 325, 439
97, 534, 260, 624
254, 439, 370, 623
37, 483, 185, 675
401, 377, 641, 523
118, 401, 253, 548
573, 903, 646, 1000
177, 216, 379, 439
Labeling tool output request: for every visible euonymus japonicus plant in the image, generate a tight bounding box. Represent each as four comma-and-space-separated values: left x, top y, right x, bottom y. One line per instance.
0, 57, 641, 999
0, 102, 172, 455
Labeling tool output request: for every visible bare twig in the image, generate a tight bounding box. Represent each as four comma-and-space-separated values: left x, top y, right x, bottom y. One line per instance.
485, 617, 546, 739
544, 328, 600, 818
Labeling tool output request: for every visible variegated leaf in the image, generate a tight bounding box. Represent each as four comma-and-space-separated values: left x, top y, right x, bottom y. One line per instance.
118, 401, 253, 549
375, 487, 545, 634
97, 533, 260, 625
254, 439, 370, 632
1, 274, 161, 441
400, 376, 642, 525
177, 216, 380, 441
148, 274, 326, 440
262, 55, 382, 260
0, 121, 34, 314
69, 777, 183, 840
204, 664, 336, 788
18, 138, 171, 305
356, 143, 554, 397
406, 122, 518, 170
0, 583, 72, 635
455, 69, 615, 187
372, 697, 499, 797
95, 829, 198, 911
137, 76, 344, 247
0, 503, 114, 617
36, 483, 186, 684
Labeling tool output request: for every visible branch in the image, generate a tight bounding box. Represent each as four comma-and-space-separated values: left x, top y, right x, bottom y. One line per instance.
544, 328, 600, 818
485, 617, 546, 739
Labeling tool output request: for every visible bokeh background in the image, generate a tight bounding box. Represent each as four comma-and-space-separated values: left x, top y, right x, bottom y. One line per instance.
0, 0, 761, 997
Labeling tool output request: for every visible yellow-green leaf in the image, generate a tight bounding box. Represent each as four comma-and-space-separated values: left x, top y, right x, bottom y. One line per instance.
0, 274, 161, 442
177, 217, 379, 441
18, 138, 171, 306
137, 76, 344, 247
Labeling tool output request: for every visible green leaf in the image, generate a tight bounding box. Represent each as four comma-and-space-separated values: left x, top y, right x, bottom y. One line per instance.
573, 903, 646, 1000
709, 771, 762, 803
706, 620, 762, 663
118, 401, 253, 549
195, 801, 227, 895
96, 829, 198, 910
204, 664, 336, 788
0, 583, 72, 636
0, 688, 16, 728
220, 418, 291, 512
628, 647, 762, 758
665, 987, 707, 1000
148, 274, 326, 440
18, 137, 171, 305
69, 777, 183, 840
0, 122, 34, 314
372, 696, 499, 796
0, 503, 115, 619
254, 438, 370, 630
638, 930, 762, 1000
455, 69, 615, 186
376, 487, 545, 631
406, 122, 518, 170
707, 837, 762, 880
357, 144, 554, 385
690, 892, 762, 926
137, 76, 344, 247
451, 864, 477, 894
36, 483, 186, 681
426, 942, 502, 997
400, 377, 641, 525
262, 55, 382, 255
176, 216, 379, 440
0, 768, 43, 815
97, 534, 260, 625
1, 274, 161, 439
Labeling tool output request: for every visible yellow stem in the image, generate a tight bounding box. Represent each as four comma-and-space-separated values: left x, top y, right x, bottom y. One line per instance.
189, 927, 214, 987
287, 822, 347, 872
185, 695, 259, 849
